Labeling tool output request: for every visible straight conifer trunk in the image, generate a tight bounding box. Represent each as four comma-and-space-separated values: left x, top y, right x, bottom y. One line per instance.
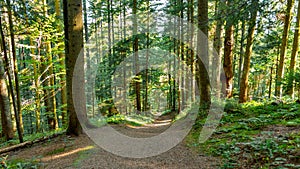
276, 0, 294, 97
239, 0, 259, 103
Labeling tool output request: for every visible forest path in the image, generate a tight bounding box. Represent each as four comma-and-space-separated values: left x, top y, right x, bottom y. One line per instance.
8, 114, 219, 169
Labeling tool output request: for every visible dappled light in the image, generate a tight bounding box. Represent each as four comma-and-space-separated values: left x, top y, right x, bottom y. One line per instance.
41, 146, 94, 162
0, 0, 300, 168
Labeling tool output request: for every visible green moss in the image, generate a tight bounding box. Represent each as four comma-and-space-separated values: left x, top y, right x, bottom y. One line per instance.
45, 147, 65, 156
190, 100, 300, 168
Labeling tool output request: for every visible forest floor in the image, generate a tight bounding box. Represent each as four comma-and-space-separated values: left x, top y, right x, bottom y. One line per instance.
7, 114, 220, 169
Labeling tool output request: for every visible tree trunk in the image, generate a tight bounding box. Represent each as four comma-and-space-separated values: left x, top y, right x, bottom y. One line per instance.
133, 0, 141, 112
197, 0, 211, 108
287, 0, 300, 98
64, 0, 84, 136
0, 56, 14, 141
5, 0, 24, 142
238, 20, 246, 89
223, 0, 234, 98
239, 0, 259, 103
276, 0, 294, 98
212, 0, 224, 99
144, 0, 150, 112
188, 0, 195, 102
30, 39, 41, 132
55, 0, 68, 128
269, 66, 273, 98
41, 0, 58, 130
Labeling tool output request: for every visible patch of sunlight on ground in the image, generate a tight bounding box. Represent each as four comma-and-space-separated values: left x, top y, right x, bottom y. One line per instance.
41, 146, 94, 162
125, 119, 172, 129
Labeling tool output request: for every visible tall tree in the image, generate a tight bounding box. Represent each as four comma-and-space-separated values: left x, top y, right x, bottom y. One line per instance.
197, 0, 211, 108
276, 0, 294, 97
239, 0, 259, 103
287, 0, 300, 97
237, 20, 246, 89
0, 42, 14, 141
187, 0, 195, 102
2, 1, 23, 142
133, 0, 141, 112
223, 0, 234, 98
64, 0, 84, 135
55, 0, 68, 127
41, 0, 58, 130
6, 0, 24, 135
212, 0, 224, 98
83, 0, 93, 116
0, 69, 14, 141
144, 0, 150, 111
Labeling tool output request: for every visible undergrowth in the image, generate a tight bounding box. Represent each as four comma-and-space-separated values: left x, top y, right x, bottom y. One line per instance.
188, 99, 300, 169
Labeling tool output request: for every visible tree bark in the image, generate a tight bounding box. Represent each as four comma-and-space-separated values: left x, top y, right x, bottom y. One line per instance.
55, 0, 68, 128
276, 0, 294, 98
0, 60, 14, 141
269, 66, 273, 98
0, 16, 14, 141
30, 38, 41, 132
287, 0, 300, 97
238, 20, 246, 89
64, 0, 84, 136
212, 0, 224, 99
197, 0, 211, 108
187, 0, 195, 102
133, 0, 141, 112
223, 0, 234, 98
41, 0, 58, 130
239, 0, 259, 103
5, 0, 24, 142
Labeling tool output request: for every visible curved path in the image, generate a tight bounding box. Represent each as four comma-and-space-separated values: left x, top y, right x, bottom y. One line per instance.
9, 115, 219, 168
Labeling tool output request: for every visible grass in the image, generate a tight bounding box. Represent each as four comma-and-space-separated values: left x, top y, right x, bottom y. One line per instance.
0, 129, 65, 149
6, 158, 41, 169
44, 147, 66, 156
187, 99, 300, 168
89, 113, 157, 127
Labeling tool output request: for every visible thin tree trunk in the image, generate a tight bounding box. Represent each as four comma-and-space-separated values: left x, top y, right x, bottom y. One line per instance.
133, 0, 141, 112
55, 0, 68, 128
176, 0, 181, 112
0, 69, 14, 140
287, 0, 300, 98
188, 0, 195, 102
212, 0, 224, 99
233, 23, 239, 90
83, 0, 93, 117
0, 45, 14, 141
276, 0, 294, 98
3, 1, 24, 142
30, 39, 41, 132
223, 0, 234, 98
180, 0, 185, 109
239, 0, 259, 103
172, 1, 177, 111
42, 0, 58, 130
269, 66, 273, 98
238, 20, 246, 89
144, 0, 150, 112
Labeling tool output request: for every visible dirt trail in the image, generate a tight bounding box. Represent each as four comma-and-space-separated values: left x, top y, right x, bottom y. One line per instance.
8, 115, 219, 169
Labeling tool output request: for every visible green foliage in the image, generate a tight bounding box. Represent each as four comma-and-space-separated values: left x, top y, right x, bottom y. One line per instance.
189, 100, 300, 168
0, 130, 65, 148
45, 147, 65, 156
90, 114, 155, 127
6, 158, 40, 169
